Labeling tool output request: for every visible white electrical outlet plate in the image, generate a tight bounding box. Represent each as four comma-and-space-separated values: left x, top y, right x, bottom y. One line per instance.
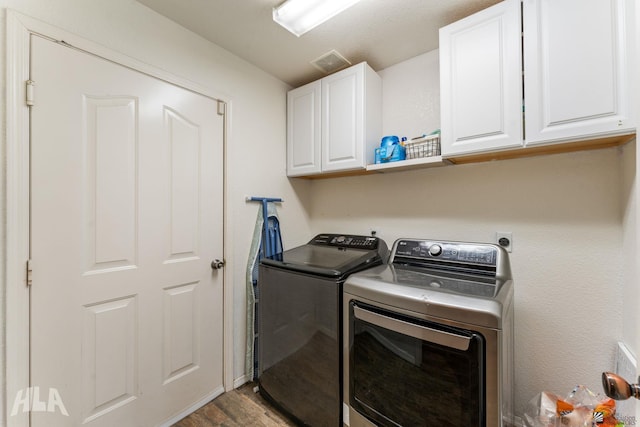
496, 232, 513, 252
616, 341, 637, 382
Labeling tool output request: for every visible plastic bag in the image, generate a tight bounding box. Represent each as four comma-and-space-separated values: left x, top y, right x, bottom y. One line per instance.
524, 385, 624, 427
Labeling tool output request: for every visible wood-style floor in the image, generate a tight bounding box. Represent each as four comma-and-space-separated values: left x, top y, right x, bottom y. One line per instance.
172, 382, 297, 427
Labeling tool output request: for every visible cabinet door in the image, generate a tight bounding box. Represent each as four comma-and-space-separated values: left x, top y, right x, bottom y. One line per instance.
439, 0, 523, 157
322, 64, 365, 172
523, 0, 634, 145
287, 81, 321, 177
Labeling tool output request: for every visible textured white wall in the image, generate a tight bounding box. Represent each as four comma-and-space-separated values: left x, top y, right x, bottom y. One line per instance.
622, 142, 637, 351
379, 49, 441, 138
0, 0, 313, 421
306, 52, 633, 417
309, 147, 627, 416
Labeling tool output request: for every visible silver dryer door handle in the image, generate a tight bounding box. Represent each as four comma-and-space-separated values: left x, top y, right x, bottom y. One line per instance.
353, 305, 471, 351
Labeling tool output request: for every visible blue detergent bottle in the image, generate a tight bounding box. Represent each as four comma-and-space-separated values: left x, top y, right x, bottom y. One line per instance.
375, 136, 406, 163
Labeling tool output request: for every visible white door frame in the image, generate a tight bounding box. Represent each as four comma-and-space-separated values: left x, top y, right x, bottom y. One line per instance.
5, 10, 235, 426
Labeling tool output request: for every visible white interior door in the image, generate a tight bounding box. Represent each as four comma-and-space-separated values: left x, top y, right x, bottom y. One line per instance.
29, 35, 224, 426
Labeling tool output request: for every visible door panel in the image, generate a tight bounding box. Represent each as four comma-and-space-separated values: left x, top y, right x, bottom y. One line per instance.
322, 67, 363, 171
166, 108, 200, 259
439, 0, 523, 156
163, 282, 200, 383
85, 96, 138, 273
30, 35, 224, 426
523, 0, 634, 144
287, 81, 321, 176
82, 297, 138, 423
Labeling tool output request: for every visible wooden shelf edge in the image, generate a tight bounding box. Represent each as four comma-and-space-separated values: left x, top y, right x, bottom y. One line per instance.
366, 156, 450, 173
288, 133, 636, 179
446, 133, 636, 165
288, 168, 376, 180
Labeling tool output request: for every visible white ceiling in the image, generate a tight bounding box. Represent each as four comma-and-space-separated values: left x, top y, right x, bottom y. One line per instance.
136, 0, 501, 87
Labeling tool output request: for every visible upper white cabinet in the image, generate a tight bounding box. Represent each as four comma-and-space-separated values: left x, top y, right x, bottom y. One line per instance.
286, 62, 381, 177
439, 0, 523, 157
523, 0, 634, 145
287, 81, 322, 176
439, 0, 635, 157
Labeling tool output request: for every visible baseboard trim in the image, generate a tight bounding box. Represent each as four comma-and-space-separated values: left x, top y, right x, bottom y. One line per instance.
158, 375, 251, 426
159, 386, 225, 427
233, 374, 250, 389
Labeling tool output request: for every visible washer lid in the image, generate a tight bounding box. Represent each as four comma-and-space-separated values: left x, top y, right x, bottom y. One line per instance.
261, 234, 388, 278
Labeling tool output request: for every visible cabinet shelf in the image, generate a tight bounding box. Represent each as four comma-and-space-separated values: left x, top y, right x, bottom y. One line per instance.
291, 132, 634, 179
366, 155, 450, 173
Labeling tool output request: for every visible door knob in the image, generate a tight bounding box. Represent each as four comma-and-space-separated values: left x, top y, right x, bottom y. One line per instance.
602, 372, 640, 400
211, 259, 225, 270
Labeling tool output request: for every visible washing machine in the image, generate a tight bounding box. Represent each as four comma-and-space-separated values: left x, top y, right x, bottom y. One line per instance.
258, 233, 388, 427
343, 238, 514, 427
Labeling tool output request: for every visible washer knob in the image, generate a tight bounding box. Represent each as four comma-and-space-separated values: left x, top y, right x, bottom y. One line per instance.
428, 244, 442, 256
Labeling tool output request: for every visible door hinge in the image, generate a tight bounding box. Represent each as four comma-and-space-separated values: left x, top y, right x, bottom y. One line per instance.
26, 259, 33, 287
217, 100, 226, 116
26, 80, 35, 107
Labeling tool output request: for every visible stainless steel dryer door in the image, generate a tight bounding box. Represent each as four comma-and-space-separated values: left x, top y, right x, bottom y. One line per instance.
347, 300, 486, 427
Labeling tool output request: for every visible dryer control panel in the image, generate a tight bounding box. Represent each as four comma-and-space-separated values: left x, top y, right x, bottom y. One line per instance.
394, 239, 497, 266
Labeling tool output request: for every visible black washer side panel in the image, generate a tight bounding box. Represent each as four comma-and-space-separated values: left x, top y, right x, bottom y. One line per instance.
258, 265, 343, 426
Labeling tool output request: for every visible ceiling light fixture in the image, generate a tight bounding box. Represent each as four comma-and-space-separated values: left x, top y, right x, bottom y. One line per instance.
273, 0, 363, 37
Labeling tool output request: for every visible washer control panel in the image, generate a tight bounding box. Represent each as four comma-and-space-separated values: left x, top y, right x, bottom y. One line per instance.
393, 239, 498, 267
310, 234, 380, 250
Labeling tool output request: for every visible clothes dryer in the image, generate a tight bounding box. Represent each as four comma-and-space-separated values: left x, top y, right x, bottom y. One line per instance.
343, 238, 514, 427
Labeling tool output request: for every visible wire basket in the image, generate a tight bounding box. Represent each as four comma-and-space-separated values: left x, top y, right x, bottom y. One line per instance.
404, 134, 441, 159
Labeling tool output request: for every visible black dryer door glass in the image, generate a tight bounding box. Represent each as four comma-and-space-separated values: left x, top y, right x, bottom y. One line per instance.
349, 302, 486, 427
